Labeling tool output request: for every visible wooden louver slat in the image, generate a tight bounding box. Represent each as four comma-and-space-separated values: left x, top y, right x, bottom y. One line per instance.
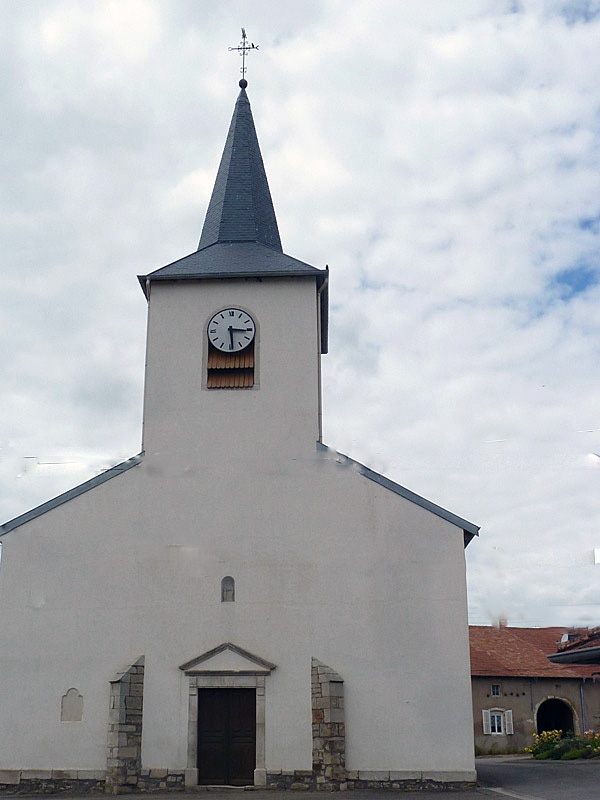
207, 343, 255, 389
207, 350, 254, 370
207, 369, 253, 389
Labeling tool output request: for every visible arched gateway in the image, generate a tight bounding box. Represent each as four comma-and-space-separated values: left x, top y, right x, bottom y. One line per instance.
536, 698, 575, 736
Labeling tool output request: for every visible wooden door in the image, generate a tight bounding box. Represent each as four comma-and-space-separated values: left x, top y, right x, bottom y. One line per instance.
197, 688, 256, 785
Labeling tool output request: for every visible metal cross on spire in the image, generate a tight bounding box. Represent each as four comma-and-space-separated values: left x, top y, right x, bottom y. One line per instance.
229, 28, 259, 87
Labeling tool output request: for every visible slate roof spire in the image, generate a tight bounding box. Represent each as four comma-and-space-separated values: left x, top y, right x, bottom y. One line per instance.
139, 80, 329, 353
198, 79, 282, 252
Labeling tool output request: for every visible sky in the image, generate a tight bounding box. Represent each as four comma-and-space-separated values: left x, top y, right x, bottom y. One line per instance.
1, 0, 600, 629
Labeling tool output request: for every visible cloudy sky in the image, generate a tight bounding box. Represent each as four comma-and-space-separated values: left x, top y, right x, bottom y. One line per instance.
2, 0, 600, 628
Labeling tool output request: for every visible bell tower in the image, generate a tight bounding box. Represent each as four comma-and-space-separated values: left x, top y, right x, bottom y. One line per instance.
138, 80, 329, 466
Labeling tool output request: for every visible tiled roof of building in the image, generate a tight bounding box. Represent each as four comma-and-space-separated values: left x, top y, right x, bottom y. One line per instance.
469, 625, 599, 679
556, 626, 600, 653
548, 627, 600, 665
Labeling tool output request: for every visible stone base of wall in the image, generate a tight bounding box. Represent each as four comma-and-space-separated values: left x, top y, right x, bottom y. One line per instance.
137, 770, 185, 792
346, 770, 477, 791
264, 769, 476, 792
347, 780, 477, 791
0, 768, 475, 794
266, 770, 315, 790
0, 769, 187, 795
264, 770, 476, 793
0, 771, 106, 795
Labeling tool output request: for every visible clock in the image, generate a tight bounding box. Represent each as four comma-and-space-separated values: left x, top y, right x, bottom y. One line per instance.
208, 308, 256, 352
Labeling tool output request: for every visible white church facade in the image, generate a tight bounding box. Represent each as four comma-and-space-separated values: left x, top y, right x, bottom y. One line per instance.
0, 79, 479, 793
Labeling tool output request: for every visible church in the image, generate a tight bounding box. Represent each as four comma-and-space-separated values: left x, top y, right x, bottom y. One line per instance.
0, 77, 479, 793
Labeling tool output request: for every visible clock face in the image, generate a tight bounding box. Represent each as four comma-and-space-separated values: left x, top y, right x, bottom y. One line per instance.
208, 308, 256, 352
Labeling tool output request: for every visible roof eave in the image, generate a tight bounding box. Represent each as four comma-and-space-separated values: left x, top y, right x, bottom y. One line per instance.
138, 268, 327, 291
0, 453, 144, 536
463, 529, 477, 547
319, 267, 329, 355
547, 646, 600, 665
317, 442, 479, 543
138, 266, 329, 355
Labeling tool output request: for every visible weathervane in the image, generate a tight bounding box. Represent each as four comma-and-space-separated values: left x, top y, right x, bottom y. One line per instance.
229, 28, 258, 87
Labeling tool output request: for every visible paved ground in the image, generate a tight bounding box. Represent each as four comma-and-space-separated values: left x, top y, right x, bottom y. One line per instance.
100, 792, 491, 800
475, 754, 600, 800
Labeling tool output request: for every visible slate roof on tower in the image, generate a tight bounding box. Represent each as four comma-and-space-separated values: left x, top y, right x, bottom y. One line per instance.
139, 83, 329, 352
199, 85, 281, 251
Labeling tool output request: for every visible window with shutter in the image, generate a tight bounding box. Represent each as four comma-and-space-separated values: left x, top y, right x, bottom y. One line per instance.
482, 709, 491, 735
483, 708, 513, 735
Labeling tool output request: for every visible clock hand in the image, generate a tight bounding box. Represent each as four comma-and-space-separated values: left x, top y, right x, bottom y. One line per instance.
228, 325, 234, 349
230, 327, 252, 333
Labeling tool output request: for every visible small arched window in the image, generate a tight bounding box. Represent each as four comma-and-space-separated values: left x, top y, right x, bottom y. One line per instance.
221, 576, 235, 602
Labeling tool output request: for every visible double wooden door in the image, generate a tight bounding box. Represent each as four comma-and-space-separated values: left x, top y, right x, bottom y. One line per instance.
197, 688, 256, 785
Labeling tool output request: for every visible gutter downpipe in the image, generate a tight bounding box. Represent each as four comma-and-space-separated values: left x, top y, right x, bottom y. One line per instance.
580, 679, 586, 734
316, 268, 329, 443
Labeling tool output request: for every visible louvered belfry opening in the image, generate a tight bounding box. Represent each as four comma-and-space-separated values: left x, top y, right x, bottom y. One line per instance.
207, 343, 255, 389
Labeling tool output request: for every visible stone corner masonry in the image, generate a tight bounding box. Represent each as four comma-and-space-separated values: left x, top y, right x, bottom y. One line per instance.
106, 656, 145, 794
311, 657, 347, 791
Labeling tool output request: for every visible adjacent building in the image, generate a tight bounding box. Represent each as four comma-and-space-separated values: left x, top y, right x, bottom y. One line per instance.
470, 625, 600, 754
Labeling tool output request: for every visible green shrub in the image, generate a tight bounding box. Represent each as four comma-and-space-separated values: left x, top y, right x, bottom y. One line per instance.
528, 730, 600, 760
548, 739, 578, 759
561, 748, 588, 760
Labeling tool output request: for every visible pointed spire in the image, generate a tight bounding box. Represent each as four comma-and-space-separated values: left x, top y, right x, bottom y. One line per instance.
198, 84, 282, 252
139, 82, 329, 353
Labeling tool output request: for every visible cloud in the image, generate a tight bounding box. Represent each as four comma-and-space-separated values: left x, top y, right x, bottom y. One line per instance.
1, 0, 600, 627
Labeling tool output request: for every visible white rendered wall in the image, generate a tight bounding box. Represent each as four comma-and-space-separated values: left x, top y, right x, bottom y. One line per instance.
0, 450, 474, 774
0, 275, 474, 777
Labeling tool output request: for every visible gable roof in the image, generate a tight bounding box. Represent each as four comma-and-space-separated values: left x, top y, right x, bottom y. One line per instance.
0, 453, 144, 536
470, 625, 599, 679
138, 84, 328, 353
2, 444, 479, 542
318, 443, 479, 546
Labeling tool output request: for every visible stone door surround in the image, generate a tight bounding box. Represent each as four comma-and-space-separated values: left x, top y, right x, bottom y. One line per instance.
179, 642, 276, 787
